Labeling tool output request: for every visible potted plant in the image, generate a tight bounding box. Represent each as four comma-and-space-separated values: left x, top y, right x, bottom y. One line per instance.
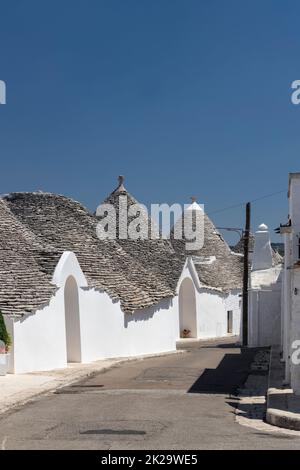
182, 329, 191, 338
0, 312, 12, 376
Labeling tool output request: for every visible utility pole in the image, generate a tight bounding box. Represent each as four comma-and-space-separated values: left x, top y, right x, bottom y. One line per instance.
242, 202, 251, 346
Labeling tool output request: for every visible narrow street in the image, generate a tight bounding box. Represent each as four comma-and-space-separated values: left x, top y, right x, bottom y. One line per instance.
0, 338, 300, 450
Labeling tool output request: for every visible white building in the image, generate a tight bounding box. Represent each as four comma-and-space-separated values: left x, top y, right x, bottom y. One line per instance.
279, 173, 300, 393
249, 172, 300, 395
170, 200, 243, 340
248, 224, 282, 347
0, 178, 243, 374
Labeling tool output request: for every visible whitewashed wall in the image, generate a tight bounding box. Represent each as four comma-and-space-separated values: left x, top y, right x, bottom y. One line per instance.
79, 289, 176, 362
176, 258, 241, 341
7, 288, 67, 374
196, 290, 224, 338
196, 289, 241, 339
248, 267, 282, 348
290, 269, 300, 394
8, 287, 177, 374
6, 252, 242, 375
248, 222, 282, 349
7, 250, 178, 373
175, 258, 198, 340
287, 175, 300, 393
225, 290, 242, 338
178, 278, 197, 337
290, 175, 300, 263
281, 233, 292, 385
249, 289, 281, 347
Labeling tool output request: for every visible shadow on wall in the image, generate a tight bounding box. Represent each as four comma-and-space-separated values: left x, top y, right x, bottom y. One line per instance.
123, 298, 173, 328
188, 348, 258, 395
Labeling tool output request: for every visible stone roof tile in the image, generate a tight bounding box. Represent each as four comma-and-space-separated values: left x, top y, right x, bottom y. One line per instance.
2, 191, 179, 315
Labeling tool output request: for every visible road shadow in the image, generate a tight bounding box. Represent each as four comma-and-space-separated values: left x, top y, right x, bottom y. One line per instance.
200, 343, 241, 349
226, 398, 266, 419
188, 348, 259, 395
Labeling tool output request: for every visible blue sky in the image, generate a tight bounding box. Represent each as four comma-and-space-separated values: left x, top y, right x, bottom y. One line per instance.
0, 0, 299, 244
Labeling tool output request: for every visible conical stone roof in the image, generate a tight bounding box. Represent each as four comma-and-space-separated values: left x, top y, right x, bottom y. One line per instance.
171, 201, 243, 292
1, 185, 183, 316
99, 177, 184, 291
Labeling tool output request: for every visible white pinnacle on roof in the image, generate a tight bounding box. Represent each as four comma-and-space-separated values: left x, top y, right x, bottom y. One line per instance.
252, 223, 273, 271
258, 223, 268, 231
186, 197, 204, 212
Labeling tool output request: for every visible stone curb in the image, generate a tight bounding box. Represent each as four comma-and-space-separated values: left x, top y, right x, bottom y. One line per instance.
266, 407, 300, 431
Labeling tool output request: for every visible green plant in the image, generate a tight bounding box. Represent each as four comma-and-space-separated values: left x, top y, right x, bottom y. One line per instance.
0, 311, 12, 352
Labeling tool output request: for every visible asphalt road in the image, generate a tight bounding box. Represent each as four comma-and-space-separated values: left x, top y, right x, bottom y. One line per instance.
1, 339, 300, 450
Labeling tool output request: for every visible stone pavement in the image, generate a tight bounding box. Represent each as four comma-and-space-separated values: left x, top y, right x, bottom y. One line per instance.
235, 348, 300, 436
236, 349, 271, 427
266, 345, 300, 431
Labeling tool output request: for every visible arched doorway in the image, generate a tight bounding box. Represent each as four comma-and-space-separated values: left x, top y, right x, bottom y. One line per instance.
64, 276, 82, 362
179, 278, 197, 338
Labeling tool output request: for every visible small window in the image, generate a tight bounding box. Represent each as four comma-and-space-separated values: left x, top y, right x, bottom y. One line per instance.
227, 311, 233, 334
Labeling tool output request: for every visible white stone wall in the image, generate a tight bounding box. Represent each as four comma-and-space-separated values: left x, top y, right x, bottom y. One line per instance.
282, 232, 292, 383
196, 289, 241, 339
8, 288, 67, 374
290, 176, 300, 262
225, 290, 242, 338
290, 269, 300, 394
8, 288, 177, 374
248, 222, 282, 348
178, 278, 198, 337
282, 175, 300, 392
6, 252, 242, 374
249, 287, 281, 347
176, 258, 242, 341
79, 288, 177, 362
248, 266, 282, 348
